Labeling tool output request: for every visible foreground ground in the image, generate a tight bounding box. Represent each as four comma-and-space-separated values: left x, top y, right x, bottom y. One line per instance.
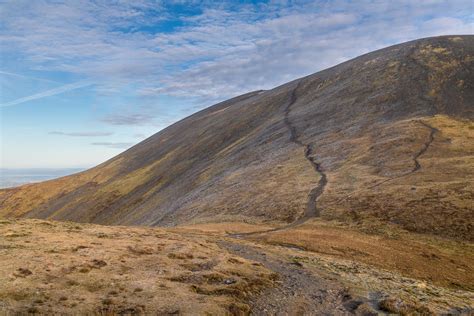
0, 219, 277, 314
1, 219, 472, 315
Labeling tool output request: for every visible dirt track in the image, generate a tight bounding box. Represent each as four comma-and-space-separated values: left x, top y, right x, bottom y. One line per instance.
219, 240, 368, 315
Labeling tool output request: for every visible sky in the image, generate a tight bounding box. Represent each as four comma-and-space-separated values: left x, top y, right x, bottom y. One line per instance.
0, 0, 472, 169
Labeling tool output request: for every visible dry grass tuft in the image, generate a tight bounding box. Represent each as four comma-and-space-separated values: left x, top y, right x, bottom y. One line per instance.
0, 219, 275, 314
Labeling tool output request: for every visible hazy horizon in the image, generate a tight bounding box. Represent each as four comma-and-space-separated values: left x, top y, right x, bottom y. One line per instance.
0, 168, 85, 188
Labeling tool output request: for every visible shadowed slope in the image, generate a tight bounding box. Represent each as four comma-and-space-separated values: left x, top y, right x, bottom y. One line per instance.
0, 35, 473, 240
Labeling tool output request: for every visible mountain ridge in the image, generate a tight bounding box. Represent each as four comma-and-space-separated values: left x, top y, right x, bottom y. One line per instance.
1, 35, 473, 241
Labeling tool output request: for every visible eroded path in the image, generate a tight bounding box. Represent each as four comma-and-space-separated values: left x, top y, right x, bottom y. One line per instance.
284, 81, 327, 222
221, 84, 353, 314
230, 81, 327, 237
223, 85, 439, 314
224, 87, 442, 314
368, 120, 438, 190
413, 121, 438, 171
219, 240, 363, 315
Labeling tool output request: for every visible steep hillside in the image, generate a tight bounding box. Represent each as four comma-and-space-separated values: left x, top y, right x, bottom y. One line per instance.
0, 35, 473, 240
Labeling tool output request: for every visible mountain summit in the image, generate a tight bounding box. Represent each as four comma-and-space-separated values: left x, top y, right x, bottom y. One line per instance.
1, 35, 473, 240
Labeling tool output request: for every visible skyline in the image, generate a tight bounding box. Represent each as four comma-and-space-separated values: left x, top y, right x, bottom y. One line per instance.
1, 0, 472, 168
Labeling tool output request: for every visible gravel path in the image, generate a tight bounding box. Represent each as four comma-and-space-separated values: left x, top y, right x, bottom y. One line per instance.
219, 240, 369, 315
221, 85, 363, 314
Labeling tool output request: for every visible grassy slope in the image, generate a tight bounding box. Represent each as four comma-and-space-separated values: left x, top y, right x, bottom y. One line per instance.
179, 220, 474, 291
319, 114, 473, 240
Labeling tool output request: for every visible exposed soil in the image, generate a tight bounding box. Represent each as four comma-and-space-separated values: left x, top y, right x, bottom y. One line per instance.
217, 235, 473, 315
177, 220, 473, 314
219, 240, 370, 315
414, 121, 439, 171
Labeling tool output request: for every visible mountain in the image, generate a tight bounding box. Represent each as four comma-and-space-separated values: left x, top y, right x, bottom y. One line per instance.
1, 35, 473, 241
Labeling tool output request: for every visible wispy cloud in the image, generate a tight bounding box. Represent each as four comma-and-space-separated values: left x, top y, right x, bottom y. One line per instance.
101, 113, 155, 126
91, 142, 135, 149
49, 131, 113, 137
0, 70, 59, 83
1, 1, 472, 110
0, 81, 93, 107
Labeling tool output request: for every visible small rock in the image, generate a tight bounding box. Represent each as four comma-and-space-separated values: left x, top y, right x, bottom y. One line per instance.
78, 266, 90, 273
91, 259, 107, 268
224, 278, 236, 285
14, 268, 32, 277
27, 306, 39, 313
102, 298, 114, 305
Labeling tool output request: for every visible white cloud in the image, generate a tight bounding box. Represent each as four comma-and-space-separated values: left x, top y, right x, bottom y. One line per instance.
421, 17, 473, 35
1, 0, 472, 107
91, 142, 135, 149
101, 113, 155, 126
49, 131, 113, 137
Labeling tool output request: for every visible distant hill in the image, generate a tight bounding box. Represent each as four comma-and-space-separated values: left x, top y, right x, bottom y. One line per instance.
1, 35, 472, 241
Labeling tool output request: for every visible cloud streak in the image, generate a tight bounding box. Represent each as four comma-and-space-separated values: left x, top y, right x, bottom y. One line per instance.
101, 113, 155, 126
49, 131, 113, 137
91, 142, 135, 149
0, 70, 59, 83
0, 81, 93, 107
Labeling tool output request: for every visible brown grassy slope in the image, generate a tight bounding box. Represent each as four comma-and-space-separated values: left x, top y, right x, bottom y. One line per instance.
257, 220, 474, 290
177, 220, 474, 291
319, 114, 473, 240
0, 35, 473, 240
0, 219, 276, 314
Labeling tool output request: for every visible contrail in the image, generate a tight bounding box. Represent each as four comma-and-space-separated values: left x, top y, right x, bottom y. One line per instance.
0, 70, 59, 83
0, 81, 93, 107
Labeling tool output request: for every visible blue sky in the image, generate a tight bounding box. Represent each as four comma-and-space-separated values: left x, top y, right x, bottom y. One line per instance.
0, 0, 472, 168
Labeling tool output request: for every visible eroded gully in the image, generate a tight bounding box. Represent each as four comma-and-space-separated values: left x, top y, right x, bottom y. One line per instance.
229, 80, 327, 237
